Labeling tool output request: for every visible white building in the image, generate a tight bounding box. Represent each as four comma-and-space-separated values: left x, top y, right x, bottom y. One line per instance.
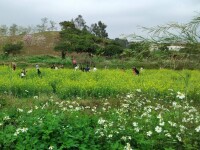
167, 46, 184, 51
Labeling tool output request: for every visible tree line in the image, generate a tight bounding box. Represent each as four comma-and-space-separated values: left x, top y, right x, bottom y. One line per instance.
0, 17, 57, 36
1, 14, 200, 61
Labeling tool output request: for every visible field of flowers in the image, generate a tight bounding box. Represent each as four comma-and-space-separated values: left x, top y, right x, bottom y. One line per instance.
0, 91, 200, 149
0, 66, 200, 149
0, 66, 199, 99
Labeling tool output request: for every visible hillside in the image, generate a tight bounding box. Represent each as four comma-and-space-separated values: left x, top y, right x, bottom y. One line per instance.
0, 31, 60, 56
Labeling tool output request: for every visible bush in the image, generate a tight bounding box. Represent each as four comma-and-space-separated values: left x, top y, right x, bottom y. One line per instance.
3, 42, 23, 56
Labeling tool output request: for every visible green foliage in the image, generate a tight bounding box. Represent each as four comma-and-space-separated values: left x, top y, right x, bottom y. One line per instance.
2, 42, 23, 56
90, 21, 108, 38
0, 90, 200, 149
180, 43, 200, 54
103, 44, 123, 56
54, 41, 73, 59
128, 42, 150, 59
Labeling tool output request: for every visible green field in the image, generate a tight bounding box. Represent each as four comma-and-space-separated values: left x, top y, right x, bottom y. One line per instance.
0, 67, 200, 149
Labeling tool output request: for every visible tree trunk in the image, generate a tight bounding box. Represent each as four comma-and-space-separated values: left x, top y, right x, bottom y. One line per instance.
61, 51, 66, 59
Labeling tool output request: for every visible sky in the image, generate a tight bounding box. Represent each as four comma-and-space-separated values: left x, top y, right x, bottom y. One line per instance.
0, 0, 200, 39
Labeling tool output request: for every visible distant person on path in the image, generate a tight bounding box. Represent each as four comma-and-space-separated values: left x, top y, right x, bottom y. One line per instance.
133, 67, 139, 75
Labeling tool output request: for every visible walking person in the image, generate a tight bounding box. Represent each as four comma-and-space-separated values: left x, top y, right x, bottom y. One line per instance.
36, 64, 39, 70
37, 69, 41, 77
12, 63, 16, 71
72, 58, 77, 67
132, 67, 139, 75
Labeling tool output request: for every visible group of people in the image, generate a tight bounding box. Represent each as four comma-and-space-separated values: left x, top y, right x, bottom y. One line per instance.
74, 64, 97, 72
12, 58, 141, 78
18, 64, 41, 78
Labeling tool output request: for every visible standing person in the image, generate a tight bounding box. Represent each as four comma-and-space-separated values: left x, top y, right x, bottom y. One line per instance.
133, 67, 139, 75
12, 63, 16, 71
37, 69, 41, 77
20, 71, 25, 78
23, 68, 27, 76
93, 66, 97, 72
85, 65, 90, 72
20, 69, 26, 78
72, 58, 77, 67
36, 64, 39, 70
51, 64, 55, 69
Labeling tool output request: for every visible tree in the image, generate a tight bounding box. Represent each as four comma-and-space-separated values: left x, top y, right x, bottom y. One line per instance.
73, 15, 86, 30
114, 38, 129, 48
136, 13, 200, 45
103, 41, 123, 57
48, 20, 57, 31
54, 41, 73, 59
57, 20, 99, 55
3, 42, 23, 56
37, 17, 48, 32
90, 21, 108, 38
9, 24, 18, 36
128, 42, 150, 59
0, 25, 8, 36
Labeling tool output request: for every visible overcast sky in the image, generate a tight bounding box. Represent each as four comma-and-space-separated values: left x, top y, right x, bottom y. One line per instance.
0, 0, 200, 39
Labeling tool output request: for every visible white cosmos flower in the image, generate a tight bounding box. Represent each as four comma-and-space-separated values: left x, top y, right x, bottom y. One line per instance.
27, 109, 32, 114
98, 118, 106, 125
124, 143, 132, 150
147, 131, 152, 136
122, 104, 129, 108
126, 94, 132, 98
108, 134, 113, 138
17, 108, 23, 112
49, 146, 54, 150
21, 127, 28, 132
157, 114, 162, 119
155, 126, 162, 133
132, 122, 138, 127
195, 125, 200, 132
3, 116, 10, 121
136, 89, 141, 92
33, 96, 38, 99
165, 133, 171, 138
176, 92, 185, 99
134, 127, 140, 133
159, 121, 165, 126
176, 134, 182, 142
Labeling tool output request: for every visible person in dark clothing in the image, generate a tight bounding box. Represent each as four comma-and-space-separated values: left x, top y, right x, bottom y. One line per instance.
133, 67, 139, 75
37, 69, 41, 77
85, 65, 90, 72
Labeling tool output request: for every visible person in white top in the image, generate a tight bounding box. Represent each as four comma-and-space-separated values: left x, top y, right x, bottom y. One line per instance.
93, 66, 97, 72
36, 64, 39, 70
